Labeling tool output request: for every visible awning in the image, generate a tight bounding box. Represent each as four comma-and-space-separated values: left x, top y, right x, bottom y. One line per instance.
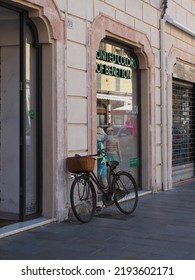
114, 104, 132, 111
97, 93, 130, 102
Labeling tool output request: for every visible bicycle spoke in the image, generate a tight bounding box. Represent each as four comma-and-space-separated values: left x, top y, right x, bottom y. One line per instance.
70, 175, 96, 223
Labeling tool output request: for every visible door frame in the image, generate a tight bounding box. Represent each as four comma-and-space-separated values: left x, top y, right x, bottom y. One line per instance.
0, 2, 42, 221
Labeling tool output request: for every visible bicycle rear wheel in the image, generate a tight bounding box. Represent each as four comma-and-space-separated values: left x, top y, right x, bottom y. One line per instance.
70, 175, 96, 223
113, 171, 138, 214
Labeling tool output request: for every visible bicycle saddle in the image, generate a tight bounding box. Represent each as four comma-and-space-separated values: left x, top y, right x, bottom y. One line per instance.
107, 161, 119, 168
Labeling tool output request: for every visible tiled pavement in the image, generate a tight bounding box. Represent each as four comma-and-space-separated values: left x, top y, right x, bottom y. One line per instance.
0, 181, 195, 260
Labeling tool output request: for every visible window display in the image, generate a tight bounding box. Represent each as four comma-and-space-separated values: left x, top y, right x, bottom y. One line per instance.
96, 41, 140, 184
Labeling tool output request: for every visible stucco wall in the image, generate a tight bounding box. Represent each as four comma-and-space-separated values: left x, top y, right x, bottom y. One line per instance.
63, 0, 161, 196
61, 0, 195, 195
64, 1, 161, 152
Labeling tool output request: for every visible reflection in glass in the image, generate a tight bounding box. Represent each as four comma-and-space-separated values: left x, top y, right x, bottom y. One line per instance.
25, 25, 37, 215
96, 42, 140, 184
0, 7, 20, 220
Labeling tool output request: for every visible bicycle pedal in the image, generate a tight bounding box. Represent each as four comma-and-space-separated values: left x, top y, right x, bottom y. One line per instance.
103, 200, 114, 207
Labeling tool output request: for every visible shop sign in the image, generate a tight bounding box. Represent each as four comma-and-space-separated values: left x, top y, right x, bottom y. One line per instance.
96, 49, 138, 79
96, 63, 132, 79
130, 157, 140, 167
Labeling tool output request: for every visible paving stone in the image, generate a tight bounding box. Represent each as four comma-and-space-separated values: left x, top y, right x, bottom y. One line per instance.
0, 182, 195, 260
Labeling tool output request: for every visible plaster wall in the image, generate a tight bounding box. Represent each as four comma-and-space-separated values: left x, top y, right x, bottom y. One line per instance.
65, 0, 160, 194
64, 0, 195, 193
163, 1, 195, 187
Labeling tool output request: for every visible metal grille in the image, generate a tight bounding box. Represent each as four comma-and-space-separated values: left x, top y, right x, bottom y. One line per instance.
172, 83, 195, 166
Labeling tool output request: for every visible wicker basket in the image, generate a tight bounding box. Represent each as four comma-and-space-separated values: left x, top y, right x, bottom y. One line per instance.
67, 156, 96, 173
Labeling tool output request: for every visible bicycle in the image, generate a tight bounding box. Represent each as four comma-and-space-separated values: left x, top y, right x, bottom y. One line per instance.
67, 154, 138, 223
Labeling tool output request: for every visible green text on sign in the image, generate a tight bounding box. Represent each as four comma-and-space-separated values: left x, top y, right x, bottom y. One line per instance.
130, 157, 140, 167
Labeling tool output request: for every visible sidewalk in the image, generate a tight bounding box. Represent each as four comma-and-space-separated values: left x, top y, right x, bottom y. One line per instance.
0, 181, 195, 260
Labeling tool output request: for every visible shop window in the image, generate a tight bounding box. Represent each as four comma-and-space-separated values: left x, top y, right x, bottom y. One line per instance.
96, 40, 140, 184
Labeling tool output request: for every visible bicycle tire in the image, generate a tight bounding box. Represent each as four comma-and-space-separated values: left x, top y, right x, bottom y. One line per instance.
70, 175, 96, 223
113, 171, 138, 214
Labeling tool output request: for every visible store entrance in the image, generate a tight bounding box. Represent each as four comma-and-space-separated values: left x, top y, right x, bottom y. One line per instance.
0, 4, 42, 226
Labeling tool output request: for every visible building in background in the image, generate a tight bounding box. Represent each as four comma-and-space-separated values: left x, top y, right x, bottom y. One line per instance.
0, 0, 195, 229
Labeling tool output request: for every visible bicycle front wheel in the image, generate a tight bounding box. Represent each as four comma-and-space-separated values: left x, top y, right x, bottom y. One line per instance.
113, 171, 138, 214
70, 175, 96, 223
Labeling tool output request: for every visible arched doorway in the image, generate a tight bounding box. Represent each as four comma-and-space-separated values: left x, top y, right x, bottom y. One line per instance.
90, 15, 156, 191
0, 3, 42, 225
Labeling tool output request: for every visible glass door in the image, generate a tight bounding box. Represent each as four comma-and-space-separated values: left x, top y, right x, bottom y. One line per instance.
22, 23, 42, 219
0, 7, 20, 223
0, 4, 42, 224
